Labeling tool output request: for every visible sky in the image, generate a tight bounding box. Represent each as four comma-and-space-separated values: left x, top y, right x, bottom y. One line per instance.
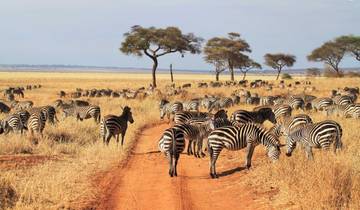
0, 0, 359, 70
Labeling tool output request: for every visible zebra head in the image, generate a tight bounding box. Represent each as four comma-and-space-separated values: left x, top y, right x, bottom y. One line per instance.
159, 99, 169, 109
264, 132, 281, 161
214, 109, 228, 119
160, 106, 166, 120
122, 106, 134, 124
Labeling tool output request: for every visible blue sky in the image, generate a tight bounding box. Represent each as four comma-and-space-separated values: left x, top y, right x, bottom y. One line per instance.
0, 0, 359, 70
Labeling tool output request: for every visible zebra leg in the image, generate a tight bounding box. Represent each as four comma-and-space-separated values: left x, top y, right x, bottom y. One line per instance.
174, 153, 180, 176
304, 145, 314, 160
245, 144, 255, 169
192, 140, 198, 157
116, 134, 120, 147
168, 154, 174, 177
187, 139, 193, 155
121, 130, 126, 147
105, 134, 112, 146
209, 150, 220, 179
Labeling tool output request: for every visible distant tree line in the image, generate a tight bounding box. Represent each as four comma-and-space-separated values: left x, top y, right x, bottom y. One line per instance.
120, 25, 360, 86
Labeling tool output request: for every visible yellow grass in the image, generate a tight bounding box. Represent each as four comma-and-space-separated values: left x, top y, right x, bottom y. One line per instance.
0, 71, 359, 209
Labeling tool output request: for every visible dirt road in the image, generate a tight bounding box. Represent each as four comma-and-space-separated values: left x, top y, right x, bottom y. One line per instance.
97, 123, 278, 210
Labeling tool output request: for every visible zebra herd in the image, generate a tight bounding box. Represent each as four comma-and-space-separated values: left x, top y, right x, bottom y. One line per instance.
0, 98, 135, 147
158, 86, 358, 178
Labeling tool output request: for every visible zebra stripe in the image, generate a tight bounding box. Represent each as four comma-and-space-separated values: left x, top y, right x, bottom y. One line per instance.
208, 124, 280, 178
158, 127, 185, 177
230, 108, 276, 124
173, 111, 211, 124
183, 100, 200, 112
333, 95, 353, 106
159, 101, 183, 120
100, 106, 134, 146
208, 97, 233, 112
27, 111, 46, 136
311, 97, 333, 111
0, 114, 24, 134
270, 114, 313, 138
286, 120, 343, 160
62, 105, 101, 123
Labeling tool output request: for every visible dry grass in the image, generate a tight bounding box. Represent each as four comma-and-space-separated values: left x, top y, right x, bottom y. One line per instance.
0, 71, 359, 209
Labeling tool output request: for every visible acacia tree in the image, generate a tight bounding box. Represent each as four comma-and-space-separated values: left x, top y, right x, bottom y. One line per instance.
264, 53, 296, 80
204, 33, 251, 81
233, 55, 261, 80
120, 25, 202, 87
307, 41, 346, 76
336, 35, 360, 62
204, 51, 227, 81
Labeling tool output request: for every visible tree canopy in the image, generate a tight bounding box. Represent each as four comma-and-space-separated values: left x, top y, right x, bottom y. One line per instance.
233, 54, 262, 80
307, 41, 346, 75
264, 53, 296, 80
203, 33, 251, 81
335, 35, 360, 62
120, 25, 203, 87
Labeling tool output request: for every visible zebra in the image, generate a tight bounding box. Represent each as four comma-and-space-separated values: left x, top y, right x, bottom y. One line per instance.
324, 104, 353, 118
100, 106, 134, 146
285, 120, 343, 160
332, 95, 353, 106
230, 107, 276, 125
260, 96, 275, 106
0, 114, 24, 135
270, 114, 313, 138
62, 105, 101, 123
28, 106, 58, 125
27, 111, 46, 136
311, 97, 333, 112
173, 111, 212, 124
272, 104, 292, 120
159, 100, 183, 121
183, 100, 200, 112
173, 119, 215, 158
207, 123, 281, 178
158, 127, 186, 177
11, 100, 34, 111
283, 96, 305, 110
201, 96, 218, 110
14, 110, 30, 130
208, 97, 233, 112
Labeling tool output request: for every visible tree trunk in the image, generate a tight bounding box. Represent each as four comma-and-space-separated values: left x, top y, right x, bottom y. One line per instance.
170, 64, 174, 82
215, 72, 220, 81
242, 71, 247, 80
152, 58, 158, 87
276, 69, 281, 80
229, 67, 234, 81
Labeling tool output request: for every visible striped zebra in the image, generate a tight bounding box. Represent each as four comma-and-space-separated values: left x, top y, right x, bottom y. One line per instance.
272, 104, 292, 120
173, 111, 212, 124
285, 120, 343, 160
201, 96, 218, 110
326, 104, 360, 118
14, 110, 30, 130
100, 106, 134, 146
0, 114, 24, 135
208, 97, 233, 112
11, 100, 34, 111
230, 108, 276, 125
284, 96, 305, 110
270, 114, 313, 138
332, 95, 353, 106
62, 105, 101, 123
27, 111, 46, 136
311, 97, 333, 111
158, 127, 186, 177
159, 100, 183, 121
208, 124, 281, 178
173, 119, 214, 158
260, 96, 275, 106
28, 106, 58, 125
183, 100, 200, 112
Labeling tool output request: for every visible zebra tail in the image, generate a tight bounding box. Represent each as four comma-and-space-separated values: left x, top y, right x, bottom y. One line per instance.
336, 125, 343, 151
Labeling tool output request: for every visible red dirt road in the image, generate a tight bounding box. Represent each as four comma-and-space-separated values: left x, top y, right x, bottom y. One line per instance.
98, 123, 278, 210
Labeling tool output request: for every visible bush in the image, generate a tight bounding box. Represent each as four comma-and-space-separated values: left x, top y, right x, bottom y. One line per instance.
344, 71, 360, 77
306, 68, 321, 77
281, 73, 292, 80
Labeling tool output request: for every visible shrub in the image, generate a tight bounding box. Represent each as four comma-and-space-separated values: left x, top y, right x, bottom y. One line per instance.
281, 73, 292, 80
306, 68, 321, 77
